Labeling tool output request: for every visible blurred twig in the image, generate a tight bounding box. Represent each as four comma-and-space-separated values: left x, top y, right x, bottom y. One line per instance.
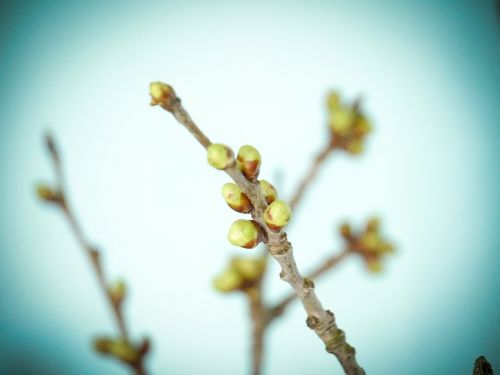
39, 134, 149, 375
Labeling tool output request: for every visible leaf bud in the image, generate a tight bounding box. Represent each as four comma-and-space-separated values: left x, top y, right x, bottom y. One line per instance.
108, 279, 126, 306
221, 183, 252, 213
227, 219, 262, 249
259, 180, 278, 204
264, 200, 292, 231
207, 143, 235, 170
237, 145, 261, 180
36, 184, 61, 204
149, 81, 176, 109
213, 268, 243, 292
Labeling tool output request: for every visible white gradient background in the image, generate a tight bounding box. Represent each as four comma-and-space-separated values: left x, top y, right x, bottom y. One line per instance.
0, 1, 499, 374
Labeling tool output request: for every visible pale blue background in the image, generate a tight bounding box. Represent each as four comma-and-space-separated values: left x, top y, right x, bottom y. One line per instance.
0, 0, 499, 374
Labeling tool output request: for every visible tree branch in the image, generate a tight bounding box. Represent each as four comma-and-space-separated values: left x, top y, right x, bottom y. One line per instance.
154, 87, 365, 375
42, 134, 148, 375
288, 141, 335, 210
269, 249, 351, 320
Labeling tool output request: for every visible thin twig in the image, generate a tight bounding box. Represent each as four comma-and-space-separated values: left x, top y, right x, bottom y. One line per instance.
156, 92, 365, 375
44, 134, 147, 375
288, 141, 335, 211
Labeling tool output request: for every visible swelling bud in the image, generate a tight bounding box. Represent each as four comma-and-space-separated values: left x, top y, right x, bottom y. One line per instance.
237, 145, 261, 180
264, 200, 292, 231
149, 81, 175, 109
207, 144, 234, 170
221, 183, 252, 213
228, 219, 261, 249
259, 180, 278, 204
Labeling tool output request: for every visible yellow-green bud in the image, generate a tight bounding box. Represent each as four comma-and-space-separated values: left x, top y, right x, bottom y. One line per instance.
339, 222, 352, 239
228, 219, 261, 249
366, 217, 380, 232
207, 143, 234, 170
264, 200, 292, 231
259, 180, 278, 204
346, 139, 364, 155
367, 259, 383, 273
237, 145, 261, 180
213, 269, 243, 292
36, 184, 61, 203
231, 256, 266, 281
108, 279, 126, 306
149, 81, 175, 108
221, 183, 252, 213
94, 337, 113, 354
329, 107, 355, 135
360, 232, 380, 251
353, 117, 372, 137
327, 91, 341, 110
110, 339, 140, 364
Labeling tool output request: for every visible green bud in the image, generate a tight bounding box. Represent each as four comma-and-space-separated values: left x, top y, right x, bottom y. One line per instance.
221, 183, 252, 213
360, 232, 380, 251
94, 337, 114, 354
366, 217, 380, 232
367, 259, 383, 273
353, 116, 372, 137
207, 143, 235, 170
108, 279, 126, 306
213, 268, 242, 292
339, 222, 352, 239
259, 180, 278, 204
36, 184, 62, 204
149, 81, 175, 108
264, 200, 292, 231
346, 139, 364, 155
110, 339, 140, 364
237, 145, 261, 180
227, 219, 261, 249
231, 256, 266, 281
327, 91, 341, 110
329, 107, 355, 134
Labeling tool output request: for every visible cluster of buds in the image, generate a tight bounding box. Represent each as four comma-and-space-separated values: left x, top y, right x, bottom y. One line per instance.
207, 143, 293, 248
340, 217, 394, 272
327, 91, 372, 155
213, 255, 267, 293
94, 336, 150, 367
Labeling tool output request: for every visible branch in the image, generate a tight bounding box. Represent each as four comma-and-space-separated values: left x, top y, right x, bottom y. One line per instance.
39, 134, 148, 375
269, 249, 351, 320
151, 83, 365, 375
288, 141, 335, 210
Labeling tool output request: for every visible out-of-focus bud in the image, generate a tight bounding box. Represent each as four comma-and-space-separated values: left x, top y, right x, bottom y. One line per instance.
237, 145, 261, 180
366, 217, 380, 232
231, 256, 266, 281
264, 200, 292, 231
360, 232, 380, 251
109, 340, 140, 365
36, 184, 61, 204
207, 143, 235, 170
339, 222, 352, 239
221, 183, 252, 213
352, 117, 372, 137
329, 107, 355, 135
327, 91, 341, 110
367, 259, 383, 273
213, 268, 243, 292
259, 180, 278, 204
227, 219, 261, 249
108, 279, 126, 306
94, 337, 114, 354
346, 139, 364, 155
149, 81, 176, 109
